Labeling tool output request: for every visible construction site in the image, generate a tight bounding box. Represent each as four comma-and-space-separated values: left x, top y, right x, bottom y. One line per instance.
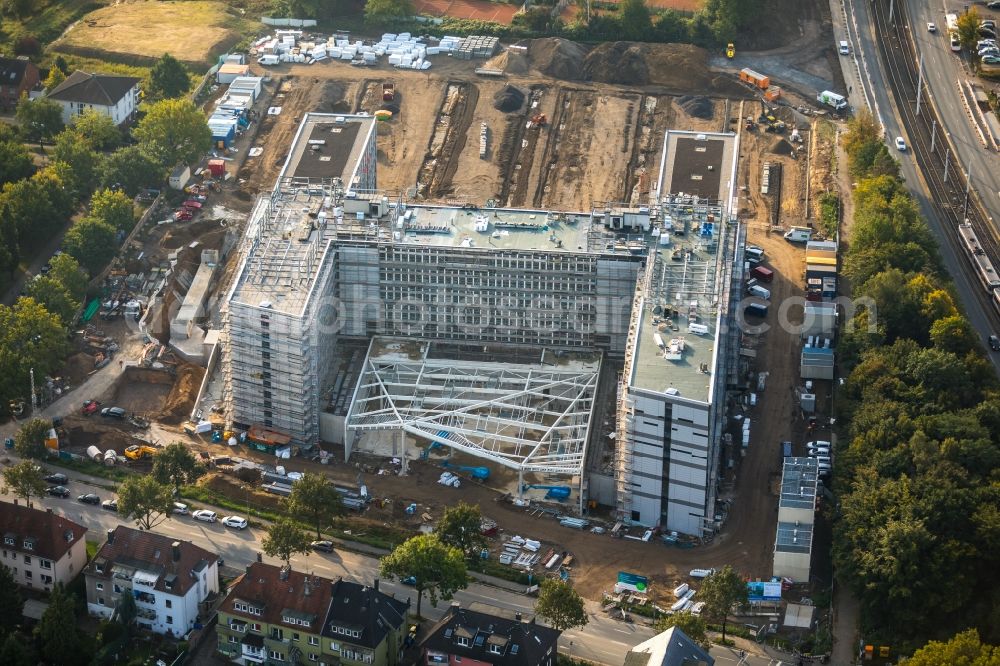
30, 21, 843, 614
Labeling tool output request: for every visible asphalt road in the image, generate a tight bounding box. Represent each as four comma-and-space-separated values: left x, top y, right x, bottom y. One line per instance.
840, 0, 1000, 372
3, 462, 805, 666
907, 0, 1000, 234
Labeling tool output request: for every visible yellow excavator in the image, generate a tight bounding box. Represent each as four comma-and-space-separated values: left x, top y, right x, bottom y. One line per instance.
125, 445, 159, 461
726, 43, 736, 59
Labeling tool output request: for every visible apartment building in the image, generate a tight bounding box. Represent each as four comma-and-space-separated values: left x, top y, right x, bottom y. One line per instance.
84, 526, 219, 636
420, 602, 560, 666
46, 70, 141, 126
0, 501, 87, 591
216, 562, 408, 665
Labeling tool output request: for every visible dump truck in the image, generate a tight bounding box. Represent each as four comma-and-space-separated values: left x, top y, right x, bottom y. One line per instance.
382, 82, 395, 102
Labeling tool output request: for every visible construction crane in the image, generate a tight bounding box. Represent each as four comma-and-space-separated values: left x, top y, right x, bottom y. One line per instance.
441, 461, 490, 480
521, 484, 571, 500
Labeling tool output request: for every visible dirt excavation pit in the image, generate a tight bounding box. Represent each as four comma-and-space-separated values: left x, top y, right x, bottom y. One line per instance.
493, 84, 526, 112
101, 364, 204, 422
677, 95, 714, 120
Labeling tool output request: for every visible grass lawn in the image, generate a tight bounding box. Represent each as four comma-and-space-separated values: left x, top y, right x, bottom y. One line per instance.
0, 0, 108, 55
52, 0, 256, 68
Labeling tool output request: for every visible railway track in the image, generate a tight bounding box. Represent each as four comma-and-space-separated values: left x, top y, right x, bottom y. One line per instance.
870, 0, 1000, 324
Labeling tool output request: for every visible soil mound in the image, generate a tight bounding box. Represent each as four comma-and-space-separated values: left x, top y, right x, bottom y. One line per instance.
583, 42, 649, 85
156, 363, 205, 425
527, 37, 587, 80
493, 84, 526, 112
771, 139, 794, 155
677, 95, 714, 120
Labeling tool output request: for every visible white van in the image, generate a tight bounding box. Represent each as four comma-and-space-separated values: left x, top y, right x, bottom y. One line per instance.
838, 41, 850, 55
748, 284, 771, 300
745, 246, 765, 262
258, 54, 280, 66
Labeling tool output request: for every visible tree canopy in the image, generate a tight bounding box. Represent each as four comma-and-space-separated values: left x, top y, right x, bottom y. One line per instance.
699, 566, 747, 642
117, 475, 173, 531
957, 9, 982, 51
0, 565, 23, 636
435, 501, 486, 558
133, 98, 211, 168
36, 583, 86, 665
89, 188, 135, 233
98, 145, 164, 196
379, 534, 468, 617
151, 442, 205, 493
534, 579, 588, 631
906, 629, 1000, 665
148, 54, 190, 99
0, 141, 34, 186
13, 418, 51, 460
47, 253, 89, 303
261, 518, 311, 568
654, 611, 710, 650
71, 109, 121, 151
2, 458, 48, 504
52, 130, 99, 196
25, 276, 78, 327
364, 0, 414, 23
285, 472, 342, 539
15, 96, 64, 148
63, 217, 118, 275
0, 299, 69, 418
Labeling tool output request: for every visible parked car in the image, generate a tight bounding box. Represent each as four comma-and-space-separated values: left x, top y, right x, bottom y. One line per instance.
174, 210, 193, 222
983, 55, 1000, 64
101, 499, 119, 512
43, 473, 68, 485
77, 493, 100, 505
47, 486, 70, 498
172, 502, 190, 515
101, 406, 126, 419
82, 400, 101, 415
182, 200, 203, 210
988, 1, 1000, 8
808, 446, 831, 457
989, 334, 1000, 351
310, 540, 334, 553
401, 576, 417, 586
894, 136, 907, 151
221, 516, 248, 530
927, 22, 936, 32
192, 509, 217, 523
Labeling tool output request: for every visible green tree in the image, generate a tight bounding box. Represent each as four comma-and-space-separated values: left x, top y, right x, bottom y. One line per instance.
285, 472, 343, 539
47, 253, 89, 303
930, 315, 979, 356
25, 276, 77, 326
654, 611, 710, 649
379, 534, 468, 617
13, 418, 52, 460
63, 217, 117, 274
0, 554, 24, 635
44, 68, 66, 92
534, 579, 588, 631
261, 518, 311, 569
151, 442, 205, 494
116, 475, 173, 530
89, 188, 135, 233
113, 584, 137, 630
436, 501, 486, 558
35, 583, 84, 665
0, 176, 60, 253
32, 165, 74, 218
957, 9, 982, 52
71, 109, 121, 151
0, 141, 34, 186
15, 95, 64, 148
364, 0, 414, 23
906, 629, 1000, 665
0, 299, 69, 417
98, 145, 165, 196
2, 458, 48, 505
620, 0, 652, 40
699, 566, 747, 642
133, 98, 211, 168
0, 631, 32, 666
52, 130, 99, 196
148, 54, 190, 99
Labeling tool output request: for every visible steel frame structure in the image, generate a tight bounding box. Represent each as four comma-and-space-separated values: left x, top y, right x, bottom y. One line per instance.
345, 339, 600, 476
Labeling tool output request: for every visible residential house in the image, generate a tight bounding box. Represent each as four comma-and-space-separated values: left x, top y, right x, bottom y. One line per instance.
216, 562, 409, 665
84, 526, 219, 637
46, 70, 141, 126
420, 602, 561, 666
624, 626, 715, 666
0, 56, 40, 110
0, 501, 87, 591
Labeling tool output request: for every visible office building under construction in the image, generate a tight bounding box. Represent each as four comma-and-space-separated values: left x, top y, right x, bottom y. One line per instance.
222, 114, 743, 535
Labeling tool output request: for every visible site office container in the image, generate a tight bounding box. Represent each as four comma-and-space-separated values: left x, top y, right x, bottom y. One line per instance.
739, 68, 770, 90
751, 266, 774, 282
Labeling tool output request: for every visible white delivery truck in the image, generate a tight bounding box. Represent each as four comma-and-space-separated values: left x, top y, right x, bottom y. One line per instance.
784, 226, 813, 242
258, 54, 280, 66
817, 90, 848, 111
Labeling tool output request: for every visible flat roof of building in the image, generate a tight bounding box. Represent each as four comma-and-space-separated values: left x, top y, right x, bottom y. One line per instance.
775, 521, 813, 554
278, 113, 374, 185
395, 206, 593, 252
779, 457, 819, 510
629, 130, 738, 403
